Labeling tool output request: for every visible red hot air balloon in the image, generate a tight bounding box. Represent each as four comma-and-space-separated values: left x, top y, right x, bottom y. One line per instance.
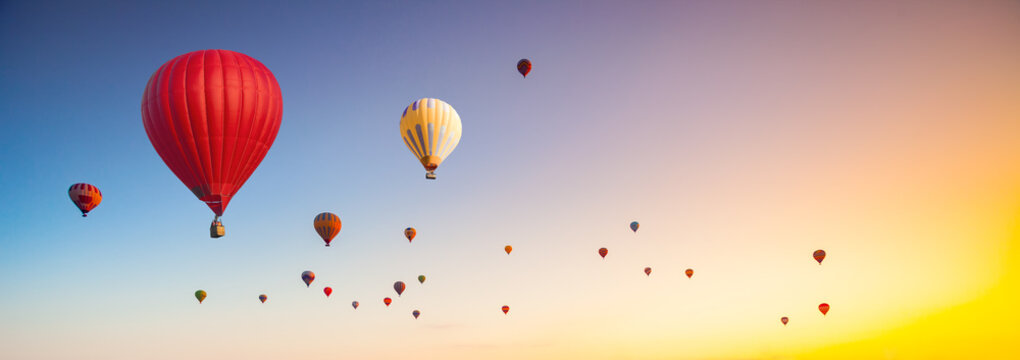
819, 303, 830, 315
502, 305, 510, 315
644, 267, 652, 276
685, 269, 694, 278
141, 49, 283, 238
412, 310, 420, 319
517, 59, 531, 78
813, 250, 826, 264
68, 183, 102, 217
383, 297, 392, 307
598, 247, 608, 259
352, 301, 359, 309
404, 227, 416, 242
394, 281, 406, 296
781, 316, 789, 325
323, 287, 332, 297
259, 294, 267, 303
301, 271, 315, 287
504, 245, 513, 255
314, 212, 342, 246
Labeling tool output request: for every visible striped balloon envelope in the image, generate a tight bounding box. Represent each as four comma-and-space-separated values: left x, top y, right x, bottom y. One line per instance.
399, 98, 462, 180
68, 183, 102, 217
314, 212, 342, 246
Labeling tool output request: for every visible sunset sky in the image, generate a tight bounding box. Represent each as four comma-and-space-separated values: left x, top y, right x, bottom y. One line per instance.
1, 1, 1017, 359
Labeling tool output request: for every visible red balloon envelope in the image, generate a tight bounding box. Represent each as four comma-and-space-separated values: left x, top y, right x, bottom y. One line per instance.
323, 287, 332, 297
141, 49, 283, 225
819, 303, 830, 315
383, 297, 392, 306
502, 305, 510, 315
598, 247, 608, 259
781, 316, 789, 325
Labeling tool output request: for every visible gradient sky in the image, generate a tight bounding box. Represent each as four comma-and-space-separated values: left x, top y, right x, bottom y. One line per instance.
1, 1, 1018, 359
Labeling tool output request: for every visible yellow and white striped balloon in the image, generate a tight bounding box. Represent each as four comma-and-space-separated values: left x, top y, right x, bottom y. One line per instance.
399, 98, 462, 179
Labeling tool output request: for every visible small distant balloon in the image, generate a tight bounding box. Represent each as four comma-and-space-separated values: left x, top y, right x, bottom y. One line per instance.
630, 221, 639, 232
394, 281, 406, 296
685, 269, 694, 278
323, 287, 332, 297
598, 247, 608, 259
384, 297, 392, 307
314, 212, 342, 246
195, 290, 207, 304
352, 301, 360, 309
517, 59, 532, 78
819, 303, 830, 316
502, 305, 510, 315
405, 227, 416, 242
781, 317, 789, 325
644, 267, 652, 276
302, 271, 315, 287
68, 183, 102, 217
505, 245, 513, 255
418, 275, 426, 284
412, 310, 421, 319
813, 250, 826, 264
259, 294, 267, 303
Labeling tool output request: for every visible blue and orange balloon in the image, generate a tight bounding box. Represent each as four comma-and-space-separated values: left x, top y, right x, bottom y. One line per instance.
314, 212, 342, 246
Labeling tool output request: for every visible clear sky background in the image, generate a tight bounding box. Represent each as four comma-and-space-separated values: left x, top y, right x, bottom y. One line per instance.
1, 1, 1018, 359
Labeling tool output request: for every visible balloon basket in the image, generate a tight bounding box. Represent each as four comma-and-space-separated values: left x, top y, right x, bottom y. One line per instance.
425, 172, 436, 180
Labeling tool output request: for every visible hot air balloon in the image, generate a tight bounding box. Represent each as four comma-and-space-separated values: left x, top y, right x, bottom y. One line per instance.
259, 294, 267, 303
517, 59, 531, 78
323, 287, 332, 297
141, 49, 283, 238
412, 310, 421, 319
418, 275, 426, 284
685, 269, 694, 278
598, 247, 608, 259
394, 281, 406, 296
504, 245, 513, 255
399, 98, 462, 180
819, 303, 830, 316
383, 297, 392, 307
644, 267, 652, 276
68, 183, 102, 217
630, 221, 640, 232
781, 317, 789, 325
502, 305, 510, 315
405, 227, 416, 242
302, 271, 315, 287
352, 301, 359, 309
314, 212, 342, 246
813, 250, 826, 264
195, 290, 207, 304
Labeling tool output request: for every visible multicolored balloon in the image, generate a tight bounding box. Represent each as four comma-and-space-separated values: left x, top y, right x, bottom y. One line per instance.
412, 310, 421, 319
418, 275, 426, 284
517, 59, 532, 78
394, 281, 406, 296
323, 287, 332, 297
781, 316, 789, 325
399, 98, 462, 180
819, 303, 830, 316
302, 271, 315, 287
598, 247, 608, 259
384, 297, 392, 307
68, 183, 102, 217
405, 227, 416, 242
502, 305, 510, 315
195, 290, 207, 304
141, 49, 283, 237
813, 250, 826, 264
505, 245, 513, 255
352, 301, 359, 309
644, 267, 652, 276
314, 212, 342, 247
630, 221, 639, 232
685, 269, 694, 278
259, 294, 267, 303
